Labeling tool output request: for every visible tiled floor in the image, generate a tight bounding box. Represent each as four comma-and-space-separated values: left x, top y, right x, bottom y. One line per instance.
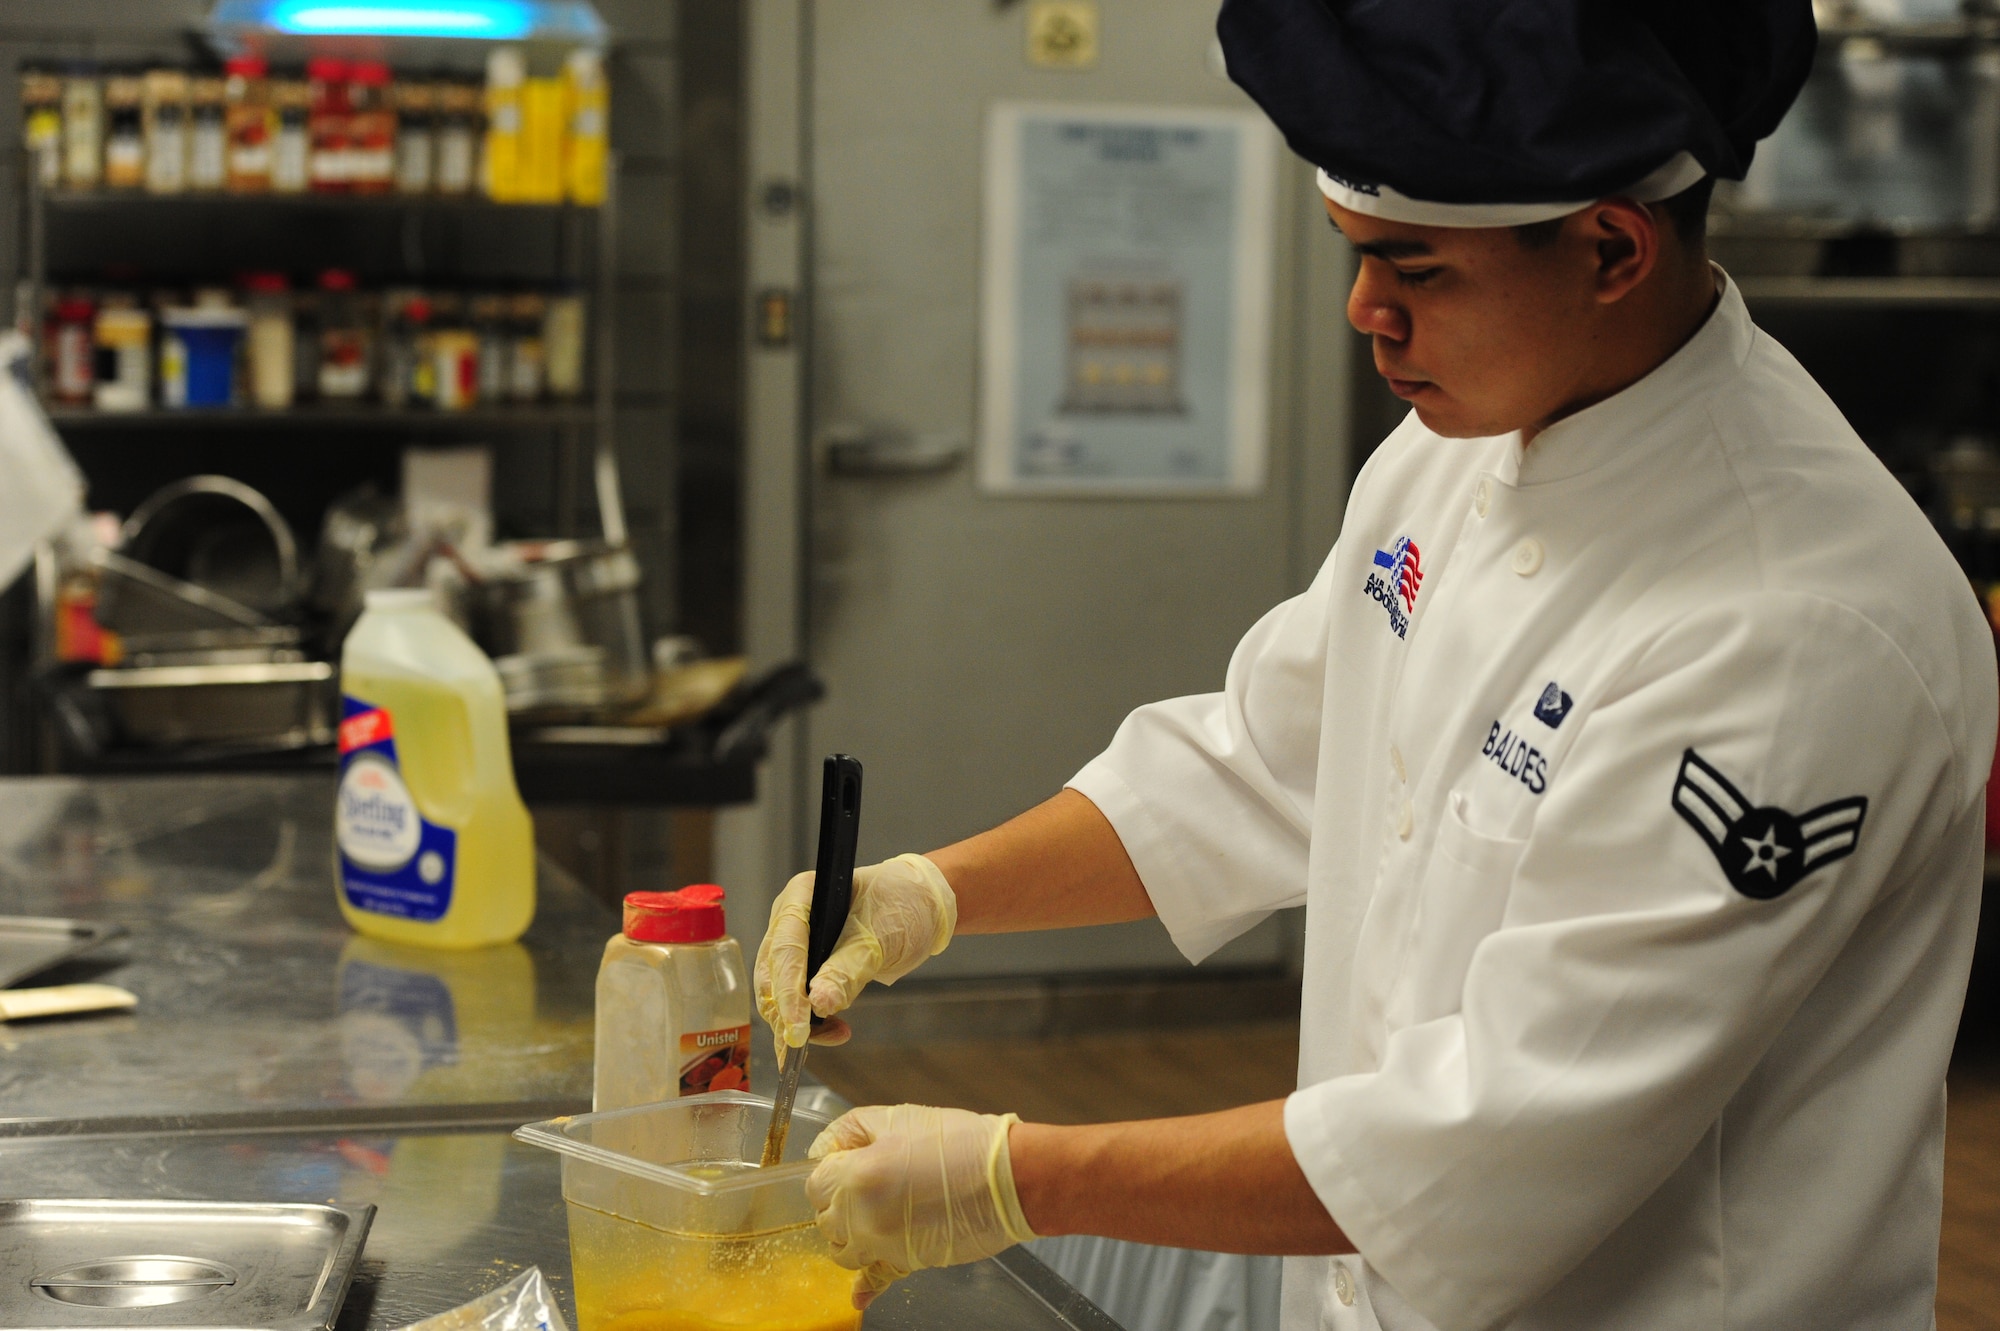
812, 1022, 2000, 1327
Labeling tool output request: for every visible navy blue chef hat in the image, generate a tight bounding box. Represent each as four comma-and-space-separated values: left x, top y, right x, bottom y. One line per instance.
1217, 0, 1817, 227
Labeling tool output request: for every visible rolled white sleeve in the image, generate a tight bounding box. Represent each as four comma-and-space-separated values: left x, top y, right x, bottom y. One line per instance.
1283, 593, 1975, 1331
1068, 546, 1338, 962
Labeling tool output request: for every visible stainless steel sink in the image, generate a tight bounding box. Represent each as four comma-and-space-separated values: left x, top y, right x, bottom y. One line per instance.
0, 1200, 372, 1330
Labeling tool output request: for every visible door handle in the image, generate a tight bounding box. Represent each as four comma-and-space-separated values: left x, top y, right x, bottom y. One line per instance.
822, 424, 968, 477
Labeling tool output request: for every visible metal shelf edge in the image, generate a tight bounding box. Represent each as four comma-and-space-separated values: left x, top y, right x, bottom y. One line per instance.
47, 406, 599, 429
1736, 277, 2000, 306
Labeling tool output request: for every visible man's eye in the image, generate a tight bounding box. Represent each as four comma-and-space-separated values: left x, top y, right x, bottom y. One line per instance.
1396, 267, 1441, 287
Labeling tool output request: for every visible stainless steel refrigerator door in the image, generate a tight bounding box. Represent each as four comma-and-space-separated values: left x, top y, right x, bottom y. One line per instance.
767, 0, 1352, 976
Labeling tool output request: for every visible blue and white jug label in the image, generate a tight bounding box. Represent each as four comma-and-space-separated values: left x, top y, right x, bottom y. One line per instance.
337, 695, 458, 922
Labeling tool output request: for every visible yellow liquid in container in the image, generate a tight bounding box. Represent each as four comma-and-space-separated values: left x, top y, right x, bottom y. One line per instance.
336, 589, 534, 949
567, 1200, 859, 1331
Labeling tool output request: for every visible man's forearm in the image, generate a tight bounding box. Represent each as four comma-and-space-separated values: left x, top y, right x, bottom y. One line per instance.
927, 788, 1156, 935
1009, 1100, 1353, 1255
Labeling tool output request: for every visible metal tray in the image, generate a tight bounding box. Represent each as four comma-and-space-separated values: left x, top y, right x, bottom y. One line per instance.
0, 917, 126, 990
87, 662, 336, 749
0, 1199, 373, 1331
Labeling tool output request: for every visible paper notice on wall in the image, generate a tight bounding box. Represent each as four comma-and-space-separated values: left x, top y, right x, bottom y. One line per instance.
979, 102, 1278, 496
0, 331, 83, 590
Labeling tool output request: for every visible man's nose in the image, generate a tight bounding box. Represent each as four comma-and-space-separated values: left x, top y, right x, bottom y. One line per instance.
1347, 266, 1410, 343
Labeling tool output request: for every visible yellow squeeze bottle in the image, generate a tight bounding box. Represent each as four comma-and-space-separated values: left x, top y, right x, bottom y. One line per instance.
482, 46, 525, 202
336, 588, 534, 949
517, 75, 567, 204
562, 48, 607, 206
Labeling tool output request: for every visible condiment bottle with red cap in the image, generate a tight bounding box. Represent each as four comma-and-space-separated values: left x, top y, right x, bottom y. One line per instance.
593, 884, 752, 1111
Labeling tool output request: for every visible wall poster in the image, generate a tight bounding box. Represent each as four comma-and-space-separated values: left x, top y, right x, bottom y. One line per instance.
979, 101, 1278, 495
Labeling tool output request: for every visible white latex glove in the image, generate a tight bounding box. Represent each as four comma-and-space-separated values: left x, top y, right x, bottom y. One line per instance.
806, 1103, 1037, 1308
755, 853, 957, 1055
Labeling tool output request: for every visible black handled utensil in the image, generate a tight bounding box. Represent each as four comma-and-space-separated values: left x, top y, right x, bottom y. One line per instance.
758, 753, 862, 1168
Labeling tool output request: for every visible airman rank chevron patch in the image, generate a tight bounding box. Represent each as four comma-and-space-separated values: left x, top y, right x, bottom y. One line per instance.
1671, 749, 1867, 901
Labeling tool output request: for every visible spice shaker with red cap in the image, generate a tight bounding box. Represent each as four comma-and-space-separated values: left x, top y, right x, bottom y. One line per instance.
594, 884, 753, 1111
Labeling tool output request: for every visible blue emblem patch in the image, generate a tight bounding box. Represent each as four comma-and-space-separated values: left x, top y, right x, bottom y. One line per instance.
1533, 682, 1573, 729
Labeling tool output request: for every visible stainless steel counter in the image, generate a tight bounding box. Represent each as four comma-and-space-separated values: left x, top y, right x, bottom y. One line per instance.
0, 775, 602, 1133
0, 1125, 1117, 1330
0, 774, 1123, 1329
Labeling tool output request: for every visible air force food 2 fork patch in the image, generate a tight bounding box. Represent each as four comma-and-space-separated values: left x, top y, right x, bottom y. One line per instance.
1671, 749, 1867, 900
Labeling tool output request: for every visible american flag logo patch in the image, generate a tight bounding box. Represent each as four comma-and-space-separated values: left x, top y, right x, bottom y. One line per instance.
1363, 535, 1423, 639
1671, 749, 1867, 900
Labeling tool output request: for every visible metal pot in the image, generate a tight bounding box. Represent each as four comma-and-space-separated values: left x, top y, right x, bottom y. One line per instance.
119, 475, 301, 618
477, 541, 648, 715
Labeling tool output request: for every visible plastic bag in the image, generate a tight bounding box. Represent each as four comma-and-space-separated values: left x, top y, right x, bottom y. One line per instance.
394, 1267, 572, 1331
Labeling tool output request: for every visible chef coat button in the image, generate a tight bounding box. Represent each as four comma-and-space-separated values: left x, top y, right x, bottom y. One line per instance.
1396, 798, 1414, 840
1510, 537, 1545, 577
1333, 1264, 1356, 1306
1389, 744, 1406, 782
1474, 478, 1492, 517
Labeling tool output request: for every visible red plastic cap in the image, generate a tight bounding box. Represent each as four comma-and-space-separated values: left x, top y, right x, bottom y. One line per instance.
306, 58, 348, 82
624, 884, 727, 943
225, 55, 267, 79
350, 61, 391, 85
241, 271, 288, 293
318, 268, 357, 291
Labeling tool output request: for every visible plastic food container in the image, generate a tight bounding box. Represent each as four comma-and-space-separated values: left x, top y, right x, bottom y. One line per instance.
161, 307, 246, 408
516, 1093, 860, 1331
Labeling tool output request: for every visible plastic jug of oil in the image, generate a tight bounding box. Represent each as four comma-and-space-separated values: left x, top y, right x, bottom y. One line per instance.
336, 587, 534, 949
595, 885, 752, 1110
516, 1093, 860, 1331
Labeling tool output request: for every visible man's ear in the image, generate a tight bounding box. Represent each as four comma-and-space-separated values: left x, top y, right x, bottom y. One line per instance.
1582, 198, 1659, 305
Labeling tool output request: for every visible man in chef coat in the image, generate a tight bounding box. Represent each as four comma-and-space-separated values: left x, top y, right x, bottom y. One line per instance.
759, 2, 2000, 1327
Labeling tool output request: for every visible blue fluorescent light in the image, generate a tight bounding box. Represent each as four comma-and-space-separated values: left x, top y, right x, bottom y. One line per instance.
267, 0, 535, 38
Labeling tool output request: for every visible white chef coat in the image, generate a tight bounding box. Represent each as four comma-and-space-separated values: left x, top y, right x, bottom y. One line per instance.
1068, 273, 1997, 1331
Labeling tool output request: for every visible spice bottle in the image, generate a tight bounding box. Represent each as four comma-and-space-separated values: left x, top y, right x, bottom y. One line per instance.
142, 68, 189, 195
393, 80, 435, 193
482, 46, 525, 201
316, 268, 372, 400
307, 58, 351, 193
544, 290, 585, 399
563, 48, 607, 206
62, 74, 103, 189
290, 282, 320, 401
160, 301, 247, 409
594, 885, 753, 1111
243, 273, 294, 410
188, 76, 227, 191
471, 293, 508, 401
346, 61, 395, 194
506, 292, 547, 403
224, 55, 273, 193
434, 80, 480, 195
379, 289, 431, 408
92, 297, 151, 411
103, 76, 144, 189
22, 71, 63, 191
270, 77, 311, 194
430, 293, 479, 412
47, 293, 96, 404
